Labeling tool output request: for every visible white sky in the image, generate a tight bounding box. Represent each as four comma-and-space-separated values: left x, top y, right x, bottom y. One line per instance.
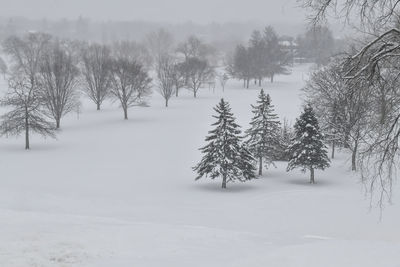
0, 0, 306, 23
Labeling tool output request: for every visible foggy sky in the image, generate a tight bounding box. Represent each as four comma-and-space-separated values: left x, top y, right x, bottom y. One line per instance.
0, 0, 306, 24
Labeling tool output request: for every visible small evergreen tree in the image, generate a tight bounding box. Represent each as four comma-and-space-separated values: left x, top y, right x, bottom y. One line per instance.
274, 118, 294, 161
193, 98, 256, 189
287, 105, 330, 183
245, 89, 281, 176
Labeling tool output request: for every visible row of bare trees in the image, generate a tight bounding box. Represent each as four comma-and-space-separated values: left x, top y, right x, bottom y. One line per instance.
0, 33, 152, 149
0, 31, 223, 148
154, 34, 217, 106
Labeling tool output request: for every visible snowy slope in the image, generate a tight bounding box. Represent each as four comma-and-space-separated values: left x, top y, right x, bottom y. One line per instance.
0, 64, 399, 267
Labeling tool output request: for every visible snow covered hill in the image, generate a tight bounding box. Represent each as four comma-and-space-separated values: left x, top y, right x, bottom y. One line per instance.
0, 64, 399, 267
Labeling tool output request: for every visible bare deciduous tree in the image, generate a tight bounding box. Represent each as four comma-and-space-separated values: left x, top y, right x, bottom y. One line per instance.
304, 60, 371, 171
112, 41, 153, 70
218, 73, 229, 92
146, 28, 174, 63
302, 0, 400, 27
156, 56, 175, 107
171, 62, 185, 97
38, 41, 80, 129
110, 58, 152, 119
81, 43, 112, 111
181, 57, 214, 98
0, 75, 56, 149
3, 33, 52, 92
303, 0, 400, 206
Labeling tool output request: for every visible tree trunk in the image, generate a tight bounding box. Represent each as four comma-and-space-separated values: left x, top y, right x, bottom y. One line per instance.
194, 90, 197, 98
165, 99, 169, 107
25, 111, 29, 150
258, 78, 262, 86
310, 168, 315, 184
123, 107, 128, 120
222, 173, 227, 189
351, 150, 357, 172
331, 140, 335, 159
56, 118, 60, 129
258, 157, 263, 176
175, 87, 179, 97
97, 102, 101, 111
380, 92, 386, 124
351, 140, 358, 171
270, 74, 274, 83
246, 79, 250, 89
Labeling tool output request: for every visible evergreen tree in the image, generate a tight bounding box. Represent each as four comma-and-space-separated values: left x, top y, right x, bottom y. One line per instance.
239, 144, 257, 181
275, 118, 293, 161
287, 105, 330, 183
245, 89, 281, 176
193, 98, 256, 189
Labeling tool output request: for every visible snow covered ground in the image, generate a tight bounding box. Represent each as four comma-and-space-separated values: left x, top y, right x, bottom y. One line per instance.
0, 64, 399, 267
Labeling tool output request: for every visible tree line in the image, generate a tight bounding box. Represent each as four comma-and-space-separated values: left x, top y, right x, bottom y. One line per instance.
227, 26, 291, 89
0, 32, 222, 149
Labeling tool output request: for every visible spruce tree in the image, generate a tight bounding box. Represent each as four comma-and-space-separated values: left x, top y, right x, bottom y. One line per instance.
245, 89, 281, 176
193, 98, 256, 189
276, 118, 293, 161
287, 105, 330, 183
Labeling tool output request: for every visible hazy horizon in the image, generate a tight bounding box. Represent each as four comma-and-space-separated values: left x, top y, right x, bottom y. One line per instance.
0, 0, 306, 24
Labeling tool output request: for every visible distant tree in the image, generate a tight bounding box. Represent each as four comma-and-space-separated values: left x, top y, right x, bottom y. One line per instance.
156, 55, 175, 107
112, 41, 153, 70
182, 57, 214, 98
176, 35, 217, 63
38, 41, 80, 128
0, 57, 7, 77
218, 73, 229, 92
109, 58, 152, 120
146, 28, 174, 63
0, 75, 56, 149
248, 30, 267, 86
263, 26, 291, 83
245, 90, 281, 176
171, 62, 185, 97
229, 45, 252, 88
193, 98, 256, 188
3, 33, 52, 93
177, 36, 203, 60
297, 26, 335, 66
287, 105, 330, 184
81, 43, 112, 111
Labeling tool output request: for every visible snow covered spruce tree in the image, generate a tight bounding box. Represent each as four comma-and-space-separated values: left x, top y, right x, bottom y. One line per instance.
193, 98, 256, 189
245, 89, 280, 176
287, 105, 330, 184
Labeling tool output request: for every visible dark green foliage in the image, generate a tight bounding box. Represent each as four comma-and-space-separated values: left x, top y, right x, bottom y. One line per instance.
274, 118, 294, 161
287, 105, 330, 183
245, 89, 281, 175
193, 98, 256, 188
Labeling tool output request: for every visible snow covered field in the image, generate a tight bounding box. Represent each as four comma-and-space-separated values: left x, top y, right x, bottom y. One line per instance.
0, 64, 399, 267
